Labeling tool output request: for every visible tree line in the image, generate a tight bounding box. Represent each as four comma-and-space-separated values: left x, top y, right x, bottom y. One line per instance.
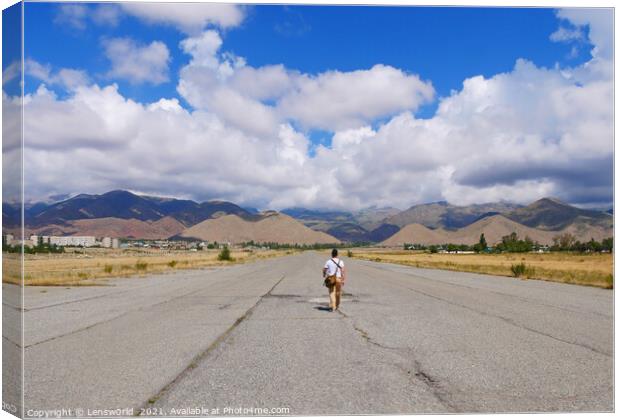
239, 240, 360, 250
404, 232, 613, 254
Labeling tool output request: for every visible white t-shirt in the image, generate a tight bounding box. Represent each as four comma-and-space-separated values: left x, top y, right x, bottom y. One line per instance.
324, 258, 344, 278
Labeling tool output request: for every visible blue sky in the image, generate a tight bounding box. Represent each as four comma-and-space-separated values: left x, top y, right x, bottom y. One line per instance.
23, 3, 591, 115
2, 3, 613, 209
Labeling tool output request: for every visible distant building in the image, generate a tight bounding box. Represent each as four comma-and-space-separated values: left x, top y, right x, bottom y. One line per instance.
30, 235, 50, 245
101, 237, 120, 248
3, 234, 37, 248
49, 236, 97, 247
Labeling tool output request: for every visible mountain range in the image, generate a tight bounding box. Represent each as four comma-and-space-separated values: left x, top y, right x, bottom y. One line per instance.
2, 191, 613, 246
3, 190, 253, 228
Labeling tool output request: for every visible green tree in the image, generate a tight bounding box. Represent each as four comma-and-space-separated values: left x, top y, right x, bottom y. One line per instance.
586, 238, 602, 253
473, 233, 487, 253
552, 233, 576, 251
496, 232, 533, 253
218, 246, 233, 261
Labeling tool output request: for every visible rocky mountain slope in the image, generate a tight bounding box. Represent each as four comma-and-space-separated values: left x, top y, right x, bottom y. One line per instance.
22, 190, 253, 227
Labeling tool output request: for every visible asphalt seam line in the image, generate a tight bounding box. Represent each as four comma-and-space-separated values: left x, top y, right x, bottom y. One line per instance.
359, 259, 612, 319
135, 274, 287, 415
359, 262, 612, 358
22, 267, 270, 349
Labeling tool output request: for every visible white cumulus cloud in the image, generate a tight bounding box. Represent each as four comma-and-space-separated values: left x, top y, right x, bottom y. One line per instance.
25, 59, 90, 91
176, 30, 435, 133
277, 65, 435, 131
121, 3, 245, 34
54, 4, 121, 30
552, 8, 613, 59
102, 38, 171, 85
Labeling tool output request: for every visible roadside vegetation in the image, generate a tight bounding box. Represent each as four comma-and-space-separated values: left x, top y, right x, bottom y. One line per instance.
354, 232, 613, 289
217, 246, 233, 261
239, 240, 369, 250
404, 233, 613, 254
3, 247, 295, 287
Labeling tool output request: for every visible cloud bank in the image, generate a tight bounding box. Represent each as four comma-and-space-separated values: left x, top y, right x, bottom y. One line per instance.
10, 7, 613, 210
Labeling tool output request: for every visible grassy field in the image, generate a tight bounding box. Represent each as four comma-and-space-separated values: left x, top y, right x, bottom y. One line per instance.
350, 248, 614, 289
2, 248, 295, 287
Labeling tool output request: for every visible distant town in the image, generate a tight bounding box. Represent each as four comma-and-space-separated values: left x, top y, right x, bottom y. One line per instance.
1, 234, 226, 252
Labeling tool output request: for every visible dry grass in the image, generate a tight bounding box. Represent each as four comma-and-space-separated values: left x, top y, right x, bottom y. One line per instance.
352, 248, 613, 289
2, 248, 296, 287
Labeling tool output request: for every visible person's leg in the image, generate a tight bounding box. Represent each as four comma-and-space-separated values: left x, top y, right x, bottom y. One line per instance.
335, 280, 342, 310
328, 283, 336, 311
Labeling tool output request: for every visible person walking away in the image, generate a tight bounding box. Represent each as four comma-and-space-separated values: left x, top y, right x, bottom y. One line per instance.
323, 249, 346, 312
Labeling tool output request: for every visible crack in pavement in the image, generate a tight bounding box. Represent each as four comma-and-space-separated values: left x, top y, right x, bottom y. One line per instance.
338, 309, 459, 412
359, 265, 612, 358
136, 274, 287, 415
410, 360, 459, 412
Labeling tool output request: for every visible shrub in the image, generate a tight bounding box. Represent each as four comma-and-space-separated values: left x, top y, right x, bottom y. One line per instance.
509, 261, 537, 278
347, 250, 353, 258
167, 260, 178, 268
103, 264, 114, 274
218, 246, 232, 261
511, 262, 527, 277
135, 261, 148, 271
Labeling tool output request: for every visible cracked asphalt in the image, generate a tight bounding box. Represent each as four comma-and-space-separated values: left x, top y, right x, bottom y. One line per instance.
3, 251, 613, 416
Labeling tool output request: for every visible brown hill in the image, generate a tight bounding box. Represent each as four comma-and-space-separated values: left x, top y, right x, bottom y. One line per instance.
180, 213, 340, 245
447, 215, 556, 245
382, 214, 612, 246
380, 223, 447, 246
150, 216, 188, 235
27, 216, 185, 239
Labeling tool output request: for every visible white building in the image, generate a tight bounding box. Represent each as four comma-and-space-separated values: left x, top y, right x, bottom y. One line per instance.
49, 236, 97, 247
29, 235, 53, 245
101, 237, 120, 249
